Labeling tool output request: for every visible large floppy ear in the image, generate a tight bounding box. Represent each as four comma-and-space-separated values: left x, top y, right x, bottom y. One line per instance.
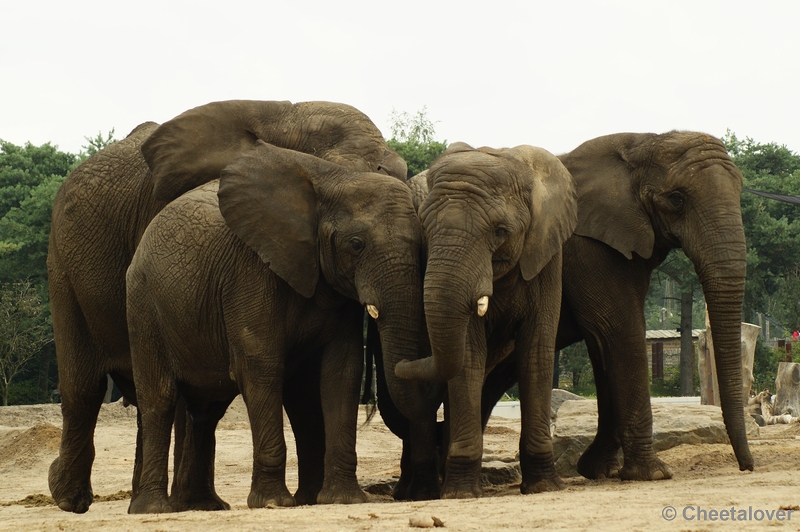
217, 141, 341, 298
512, 146, 578, 281
560, 133, 655, 260
142, 100, 292, 203
377, 148, 409, 181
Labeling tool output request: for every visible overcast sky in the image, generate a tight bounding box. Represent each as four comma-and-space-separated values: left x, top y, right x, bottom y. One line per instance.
3, 1, 799, 156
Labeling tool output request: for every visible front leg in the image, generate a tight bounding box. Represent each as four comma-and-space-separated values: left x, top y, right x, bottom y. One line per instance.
516, 255, 564, 494
316, 330, 368, 504
441, 319, 486, 499
235, 352, 295, 508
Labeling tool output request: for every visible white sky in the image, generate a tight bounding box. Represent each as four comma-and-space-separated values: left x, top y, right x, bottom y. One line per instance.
2, 1, 799, 156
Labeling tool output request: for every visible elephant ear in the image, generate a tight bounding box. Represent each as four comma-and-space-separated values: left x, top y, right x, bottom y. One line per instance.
377, 148, 409, 181
560, 133, 655, 260
407, 170, 430, 214
142, 100, 292, 203
217, 140, 340, 298
511, 146, 578, 281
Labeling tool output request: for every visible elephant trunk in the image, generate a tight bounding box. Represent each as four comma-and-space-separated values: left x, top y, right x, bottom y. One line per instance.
687, 217, 754, 471
395, 239, 492, 382
374, 265, 431, 421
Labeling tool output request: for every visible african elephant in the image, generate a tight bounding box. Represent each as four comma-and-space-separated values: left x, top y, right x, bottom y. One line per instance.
395, 143, 578, 498
479, 131, 753, 480
125, 142, 423, 513
46, 99, 408, 513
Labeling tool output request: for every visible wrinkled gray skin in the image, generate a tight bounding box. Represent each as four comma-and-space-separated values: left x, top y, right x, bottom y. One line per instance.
395, 143, 578, 498
479, 131, 753, 481
46, 99, 409, 513
126, 143, 423, 513
384, 132, 753, 499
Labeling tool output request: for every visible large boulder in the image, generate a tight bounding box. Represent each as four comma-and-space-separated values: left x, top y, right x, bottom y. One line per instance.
552, 399, 760, 477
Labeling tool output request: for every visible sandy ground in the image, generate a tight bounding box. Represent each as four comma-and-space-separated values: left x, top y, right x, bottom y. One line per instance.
1, 398, 799, 531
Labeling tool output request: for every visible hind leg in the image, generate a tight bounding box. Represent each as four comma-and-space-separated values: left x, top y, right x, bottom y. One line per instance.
48, 277, 107, 514
169, 398, 234, 511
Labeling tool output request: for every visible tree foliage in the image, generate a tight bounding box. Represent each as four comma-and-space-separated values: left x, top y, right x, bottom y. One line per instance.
721, 130, 800, 331
0, 281, 52, 405
0, 139, 80, 404
386, 107, 447, 177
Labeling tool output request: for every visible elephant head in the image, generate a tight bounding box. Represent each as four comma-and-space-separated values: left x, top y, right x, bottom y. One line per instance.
141, 100, 407, 202
396, 143, 577, 381
560, 131, 752, 471
216, 141, 426, 420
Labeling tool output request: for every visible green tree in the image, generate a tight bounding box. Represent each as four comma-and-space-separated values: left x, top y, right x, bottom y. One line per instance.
721, 130, 800, 330
76, 129, 116, 163
0, 281, 52, 405
0, 139, 82, 403
386, 107, 447, 177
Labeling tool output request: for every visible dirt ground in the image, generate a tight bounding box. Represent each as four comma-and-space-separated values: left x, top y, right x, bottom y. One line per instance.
1, 398, 799, 531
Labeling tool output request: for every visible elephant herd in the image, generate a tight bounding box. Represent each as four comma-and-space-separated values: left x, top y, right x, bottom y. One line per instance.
45, 100, 753, 514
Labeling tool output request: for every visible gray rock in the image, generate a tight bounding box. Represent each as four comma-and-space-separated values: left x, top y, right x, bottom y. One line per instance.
550, 389, 586, 420
481, 461, 521, 486
551, 399, 760, 477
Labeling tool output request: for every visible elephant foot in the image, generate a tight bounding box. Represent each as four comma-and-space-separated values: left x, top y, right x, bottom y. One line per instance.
128, 491, 173, 514
393, 469, 441, 501
576, 441, 622, 480
441, 459, 482, 499
247, 485, 296, 508
168, 491, 231, 512
619, 455, 673, 481
520, 452, 565, 494
316, 479, 368, 504
48, 456, 94, 514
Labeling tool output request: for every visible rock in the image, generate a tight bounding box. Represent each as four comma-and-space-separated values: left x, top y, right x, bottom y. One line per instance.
481, 461, 521, 486
551, 399, 760, 477
550, 389, 586, 420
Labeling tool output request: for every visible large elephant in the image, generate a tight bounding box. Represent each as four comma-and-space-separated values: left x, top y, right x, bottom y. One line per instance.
126, 142, 423, 513
395, 143, 578, 498
479, 131, 753, 480
46, 99, 408, 513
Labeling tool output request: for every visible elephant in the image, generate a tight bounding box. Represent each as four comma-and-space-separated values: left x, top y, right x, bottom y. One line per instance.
395, 143, 578, 498
46, 99, 408, 513
381, 132, 753, 500
475, 131, 754, 481
125, 141, 424, 513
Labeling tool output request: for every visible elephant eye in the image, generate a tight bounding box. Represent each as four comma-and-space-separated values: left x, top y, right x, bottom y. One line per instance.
350, 237, 365, 253
493, 226, 509, 239
667, 191, 685, 210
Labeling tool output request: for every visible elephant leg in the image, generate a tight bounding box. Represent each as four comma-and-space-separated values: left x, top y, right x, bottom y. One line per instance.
127, 373, 178, 514
168, 399, 233, 511
240, 355, 295, 508
440, 323, 486, 499
517, 258, 564, 494
316, 338, 368, 504
373, 338, 440, 501
48, 279, 105, 514
283, 364, 325, 505
602, 332, 672, 481
575, 335, 623, 479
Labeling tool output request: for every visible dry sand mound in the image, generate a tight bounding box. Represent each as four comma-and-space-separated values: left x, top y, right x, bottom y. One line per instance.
0, 423, 61, 469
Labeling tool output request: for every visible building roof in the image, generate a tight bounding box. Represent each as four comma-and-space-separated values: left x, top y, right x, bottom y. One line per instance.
645, 329, 705, 341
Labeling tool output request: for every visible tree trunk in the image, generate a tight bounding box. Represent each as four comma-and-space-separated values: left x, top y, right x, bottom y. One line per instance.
680, 291, 693, 396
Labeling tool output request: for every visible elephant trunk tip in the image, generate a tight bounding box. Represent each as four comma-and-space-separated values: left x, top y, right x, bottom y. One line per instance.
394, 357, 459, 382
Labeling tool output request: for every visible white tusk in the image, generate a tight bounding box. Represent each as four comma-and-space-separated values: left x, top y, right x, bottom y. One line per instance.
367, 304, 380, 320
477, 296, 489, 317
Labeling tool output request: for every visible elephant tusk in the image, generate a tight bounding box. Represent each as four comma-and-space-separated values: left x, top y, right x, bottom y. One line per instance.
366, 304, 379, 320
477, 296, 489, 317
